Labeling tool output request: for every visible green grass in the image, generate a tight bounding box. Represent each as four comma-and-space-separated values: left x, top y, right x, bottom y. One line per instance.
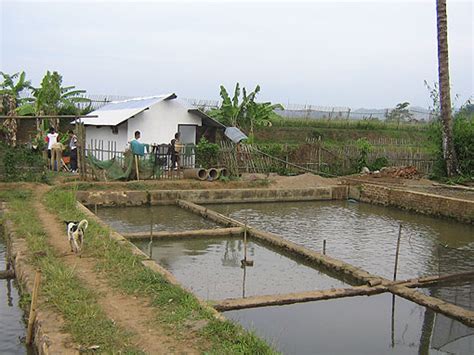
0, 189, 142, 354
45, 187, 277, 354
269, 117, 430, 131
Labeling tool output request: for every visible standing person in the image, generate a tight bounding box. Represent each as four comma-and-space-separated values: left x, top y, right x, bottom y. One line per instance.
68, 130, 78, 173
129, 130, 148, 156
46, 127, 59, 170
129, 131, 148, 180
169, 132, 183, 174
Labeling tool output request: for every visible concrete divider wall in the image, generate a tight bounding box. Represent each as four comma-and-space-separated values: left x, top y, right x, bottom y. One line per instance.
350, 183, 474, 224
76, 186, 347, 206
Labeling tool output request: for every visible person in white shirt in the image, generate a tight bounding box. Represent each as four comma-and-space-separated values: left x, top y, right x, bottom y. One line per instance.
46, 127, 59, 169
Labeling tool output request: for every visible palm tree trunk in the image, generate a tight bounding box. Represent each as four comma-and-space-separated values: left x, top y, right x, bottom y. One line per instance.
4, 96, 18, 147
436, 0, 458, 177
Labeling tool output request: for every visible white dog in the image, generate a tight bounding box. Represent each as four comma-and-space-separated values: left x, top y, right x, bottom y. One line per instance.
65, 220, 88, 255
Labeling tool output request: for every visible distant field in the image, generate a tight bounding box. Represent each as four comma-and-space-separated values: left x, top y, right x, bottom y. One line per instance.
255, 120, 434, 151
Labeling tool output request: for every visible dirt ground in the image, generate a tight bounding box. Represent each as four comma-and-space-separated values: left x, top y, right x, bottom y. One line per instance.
240, 172, 341, 189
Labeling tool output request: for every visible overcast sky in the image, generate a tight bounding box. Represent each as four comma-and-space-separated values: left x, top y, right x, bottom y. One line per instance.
1, 0, 472, 109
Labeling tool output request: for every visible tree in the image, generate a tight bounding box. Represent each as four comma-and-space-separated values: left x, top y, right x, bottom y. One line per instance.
0, 71, 33, 146
32, 71, 90, 129
209, 83, 283, 140
209, 83, 260, 128
436, 0, 458, 176
386, 102, 413, 128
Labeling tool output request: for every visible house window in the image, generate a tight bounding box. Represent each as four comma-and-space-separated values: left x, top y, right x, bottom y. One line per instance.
111, 126, 119, 135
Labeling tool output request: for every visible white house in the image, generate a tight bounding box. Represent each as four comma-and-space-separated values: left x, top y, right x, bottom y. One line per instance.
79, 93, 224, 157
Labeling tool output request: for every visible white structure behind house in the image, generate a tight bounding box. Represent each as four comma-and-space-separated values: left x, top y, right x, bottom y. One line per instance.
78, 93, 224, 160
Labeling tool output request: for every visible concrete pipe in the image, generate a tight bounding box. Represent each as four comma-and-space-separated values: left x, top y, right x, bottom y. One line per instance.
183, 168, 207, 181
207, 168, 219, 181
217, 168, 229, 178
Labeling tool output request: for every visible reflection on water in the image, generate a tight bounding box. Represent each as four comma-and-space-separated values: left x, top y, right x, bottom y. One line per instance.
0, 241, 28, 355
209, 201, 474, 280
225, 293, 474, 355
134, 237, 349, 300
96, 205, 219, 234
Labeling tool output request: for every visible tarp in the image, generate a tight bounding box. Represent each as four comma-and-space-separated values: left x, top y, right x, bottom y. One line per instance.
224, 127, 248, 143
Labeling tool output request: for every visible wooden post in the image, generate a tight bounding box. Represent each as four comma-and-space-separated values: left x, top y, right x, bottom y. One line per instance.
134, 155, 140, 181
393, 224, 402, 281
243, 224, 248, 261
318, 136, 322, 170
26, 270, 41, 345
148, 207, 153, 258
323, 239, 326, 255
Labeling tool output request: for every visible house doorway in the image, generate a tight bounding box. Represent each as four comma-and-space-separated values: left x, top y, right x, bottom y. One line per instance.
178, 125, 197, 145
178, 124, 197, 168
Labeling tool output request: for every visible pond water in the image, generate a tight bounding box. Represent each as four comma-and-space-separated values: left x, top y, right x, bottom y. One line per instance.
209, 201, 474, 280
0, 241, 30, 355
96, 205, 220, 234
224, 292, 474, 355
133, 237, 349, 300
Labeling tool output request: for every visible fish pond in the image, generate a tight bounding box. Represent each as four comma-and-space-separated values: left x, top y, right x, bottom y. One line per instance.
224, 292, 473, 355
209, 200, 474, 280
133, 237, 349, 300
0, 240, 30, 355
96, 204, 220, 234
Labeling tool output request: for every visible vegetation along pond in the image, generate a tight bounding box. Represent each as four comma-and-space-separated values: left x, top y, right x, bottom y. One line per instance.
209, 200, 474, 280
0, 240, 30, 354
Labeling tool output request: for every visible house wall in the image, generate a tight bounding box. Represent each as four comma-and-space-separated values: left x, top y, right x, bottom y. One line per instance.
127, 99, 202, 146
85, 121, 128, 159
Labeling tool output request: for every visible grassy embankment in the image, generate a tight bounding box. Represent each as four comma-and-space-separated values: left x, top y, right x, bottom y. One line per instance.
0, 189, 141, 353
44, 186, 276, 354
256, 119, 434, 150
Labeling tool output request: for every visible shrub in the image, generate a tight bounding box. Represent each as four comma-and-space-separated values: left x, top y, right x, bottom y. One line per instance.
195, 137, 219, 168
429, 109, 474, 179
1, 143, 47, 182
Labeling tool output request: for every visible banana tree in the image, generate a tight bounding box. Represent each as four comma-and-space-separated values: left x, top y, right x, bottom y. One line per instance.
27, 71, 90, 130
210, 83, 260, 128
0, 71, 33, 146
247, 101, 284, 139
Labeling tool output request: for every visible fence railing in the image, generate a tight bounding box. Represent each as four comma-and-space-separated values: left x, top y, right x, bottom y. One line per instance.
85, 140, 196, 180
219, 139, 436, 177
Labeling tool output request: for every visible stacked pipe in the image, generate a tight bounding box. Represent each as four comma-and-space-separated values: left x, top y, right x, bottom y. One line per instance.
183, 167, 229, 181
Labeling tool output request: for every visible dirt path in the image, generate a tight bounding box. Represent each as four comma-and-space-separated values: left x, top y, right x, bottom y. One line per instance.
33, 185, 200, 354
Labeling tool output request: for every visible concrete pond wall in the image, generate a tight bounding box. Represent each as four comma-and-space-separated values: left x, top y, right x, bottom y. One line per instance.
348, 183, 474, 224
76, 186, 348, 206
76, 183, 473, 224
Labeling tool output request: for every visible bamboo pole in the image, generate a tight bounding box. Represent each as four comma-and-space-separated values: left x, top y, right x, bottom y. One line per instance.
26, 270, 41, 345
213, 285, 386, 311
134, 155, 140, 181
122, 227, 243, 240
393, 224, 402, 281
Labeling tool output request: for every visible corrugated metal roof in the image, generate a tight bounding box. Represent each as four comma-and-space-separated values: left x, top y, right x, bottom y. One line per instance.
187, 109, 226, 128
224, 127, 248, 143
78, 93, 176, 126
